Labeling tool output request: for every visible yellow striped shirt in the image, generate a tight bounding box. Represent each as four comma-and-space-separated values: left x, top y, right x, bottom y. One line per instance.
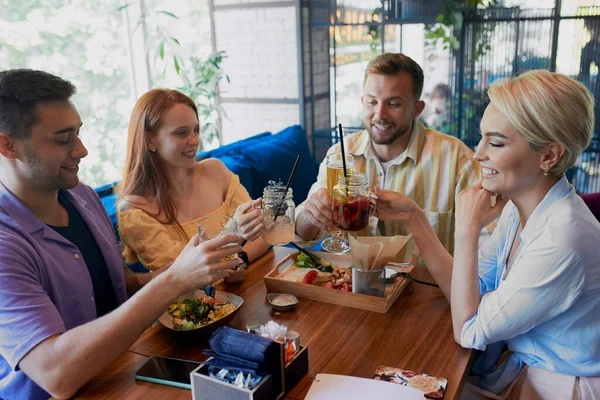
298, 120, 482, 254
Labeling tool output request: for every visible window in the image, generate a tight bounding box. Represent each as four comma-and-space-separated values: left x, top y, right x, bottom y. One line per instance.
1, 0, 135, 187
1, 0, 216, 187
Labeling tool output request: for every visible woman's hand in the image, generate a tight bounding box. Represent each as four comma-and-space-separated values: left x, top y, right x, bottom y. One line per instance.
234, 199, 265, 241
456, 182, 506, 235
372, 188, 420, 224
168, 234, 242, 294
224, 266, 246, 284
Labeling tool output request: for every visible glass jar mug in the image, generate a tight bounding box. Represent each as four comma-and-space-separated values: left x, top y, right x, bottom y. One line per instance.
332, 172, 370, 233
261, 182, 295, 246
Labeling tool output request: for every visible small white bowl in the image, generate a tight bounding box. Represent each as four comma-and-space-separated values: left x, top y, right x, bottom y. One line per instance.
267, 293, 299, 311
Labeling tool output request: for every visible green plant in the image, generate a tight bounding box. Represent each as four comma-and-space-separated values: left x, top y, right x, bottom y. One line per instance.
179, 52, 229, 149
1, 0, 137, 187
119, 2, 227, 148
424, 0, 498, 57
367, 8, 382, 55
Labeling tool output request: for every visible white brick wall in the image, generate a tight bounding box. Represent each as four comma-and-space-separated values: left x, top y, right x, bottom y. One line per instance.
213, 2, 301, 143
215, 7, 299, 100
221, 102, 300, 143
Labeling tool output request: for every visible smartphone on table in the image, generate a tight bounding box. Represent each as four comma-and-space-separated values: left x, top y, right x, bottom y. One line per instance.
135, 355, 201, 389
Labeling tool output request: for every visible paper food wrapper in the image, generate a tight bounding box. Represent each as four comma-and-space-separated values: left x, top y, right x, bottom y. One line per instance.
349, 235, 413, 271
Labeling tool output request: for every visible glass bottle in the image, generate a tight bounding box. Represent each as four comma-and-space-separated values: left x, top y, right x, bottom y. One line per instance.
262, 182, 295, 246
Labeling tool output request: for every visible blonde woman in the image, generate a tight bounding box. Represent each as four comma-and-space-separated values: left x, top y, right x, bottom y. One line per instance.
374, 70, 600, 399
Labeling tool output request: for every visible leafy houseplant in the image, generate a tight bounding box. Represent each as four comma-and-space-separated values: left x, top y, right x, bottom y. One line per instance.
178, 52, 229, 150
367, 8, 383, 55
424, 0, 498, 57
119, 2, 228, 149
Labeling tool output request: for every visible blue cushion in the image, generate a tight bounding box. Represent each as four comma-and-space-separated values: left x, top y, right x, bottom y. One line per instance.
95, 182, 116, 198
240, 125, 317, 204
196, 127, 317, 203
94, 182, 119, 240
197, 131, 272, 160
218, 154, 254, 196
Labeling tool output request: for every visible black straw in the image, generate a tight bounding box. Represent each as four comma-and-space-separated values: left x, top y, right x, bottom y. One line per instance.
338, 123, 348, 178
274, 154, 301, 220
289, 242, 321, 264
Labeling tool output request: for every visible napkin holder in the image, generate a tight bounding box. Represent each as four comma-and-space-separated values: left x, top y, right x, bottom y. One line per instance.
191, 363, 275, 400
191, 331, 309, 400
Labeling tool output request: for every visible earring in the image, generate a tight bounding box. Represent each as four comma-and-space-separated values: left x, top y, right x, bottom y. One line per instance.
149, 148, 156, 153
543, 167, 549, 176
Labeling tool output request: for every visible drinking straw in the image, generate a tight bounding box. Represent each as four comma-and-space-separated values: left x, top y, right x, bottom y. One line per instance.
338, 123, 348, 178
274, 154, 301, 220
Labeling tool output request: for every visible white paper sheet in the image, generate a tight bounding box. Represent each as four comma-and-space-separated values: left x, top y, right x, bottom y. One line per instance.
305, 373, 425, 400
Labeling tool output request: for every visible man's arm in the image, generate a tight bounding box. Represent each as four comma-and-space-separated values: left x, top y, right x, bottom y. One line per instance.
124, 264, 170, 296
18, 235, 241, 399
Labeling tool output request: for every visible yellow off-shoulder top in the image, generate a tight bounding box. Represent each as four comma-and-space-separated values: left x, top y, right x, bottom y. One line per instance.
118, 174, 251, 271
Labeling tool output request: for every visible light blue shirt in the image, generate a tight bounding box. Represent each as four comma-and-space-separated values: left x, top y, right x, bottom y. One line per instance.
460, 176, 600, 392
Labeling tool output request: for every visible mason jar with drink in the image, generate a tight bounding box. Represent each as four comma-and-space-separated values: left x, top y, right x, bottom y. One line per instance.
261, 181, 295, 246
332, 172, 370, 233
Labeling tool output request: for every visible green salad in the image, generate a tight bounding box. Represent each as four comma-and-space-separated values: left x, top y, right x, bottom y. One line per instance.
294, 253, 334, 273
168, 297, 216, 331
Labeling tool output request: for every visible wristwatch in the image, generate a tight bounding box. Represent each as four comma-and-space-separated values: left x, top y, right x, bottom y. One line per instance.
237, 250, 250, 271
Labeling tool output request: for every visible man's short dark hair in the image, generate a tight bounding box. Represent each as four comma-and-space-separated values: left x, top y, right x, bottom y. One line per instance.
364, 53, 424, 100
0, 69, 76, 139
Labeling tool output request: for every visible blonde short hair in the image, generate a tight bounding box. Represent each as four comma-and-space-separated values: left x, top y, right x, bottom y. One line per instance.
488, 70, 594, 176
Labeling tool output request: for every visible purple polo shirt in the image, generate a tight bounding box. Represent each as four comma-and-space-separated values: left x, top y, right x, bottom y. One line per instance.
0, 182, 127, 400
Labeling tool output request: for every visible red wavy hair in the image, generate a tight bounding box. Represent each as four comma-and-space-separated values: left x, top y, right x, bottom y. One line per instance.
117, 89, 198, 239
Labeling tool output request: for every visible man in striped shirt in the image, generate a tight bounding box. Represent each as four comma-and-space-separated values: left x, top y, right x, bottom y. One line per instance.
296, 53, 482, 255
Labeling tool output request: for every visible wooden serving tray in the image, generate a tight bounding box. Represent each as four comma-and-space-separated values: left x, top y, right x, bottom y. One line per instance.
263, 252, 414, 313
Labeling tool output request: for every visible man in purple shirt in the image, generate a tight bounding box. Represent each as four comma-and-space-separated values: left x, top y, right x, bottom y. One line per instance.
0, 69, 243, 400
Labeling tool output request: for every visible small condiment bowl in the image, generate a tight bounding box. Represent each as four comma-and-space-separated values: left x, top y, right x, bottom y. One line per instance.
267, 293, 299, 311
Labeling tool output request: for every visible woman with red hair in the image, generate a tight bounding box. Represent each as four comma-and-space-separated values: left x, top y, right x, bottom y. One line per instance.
117, 89, 269, 282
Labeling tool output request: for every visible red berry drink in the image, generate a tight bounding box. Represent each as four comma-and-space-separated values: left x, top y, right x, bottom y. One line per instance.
333, 196, 370, 231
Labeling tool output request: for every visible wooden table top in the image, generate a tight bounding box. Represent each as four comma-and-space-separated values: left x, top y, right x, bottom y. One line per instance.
72, 246, 473, 399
